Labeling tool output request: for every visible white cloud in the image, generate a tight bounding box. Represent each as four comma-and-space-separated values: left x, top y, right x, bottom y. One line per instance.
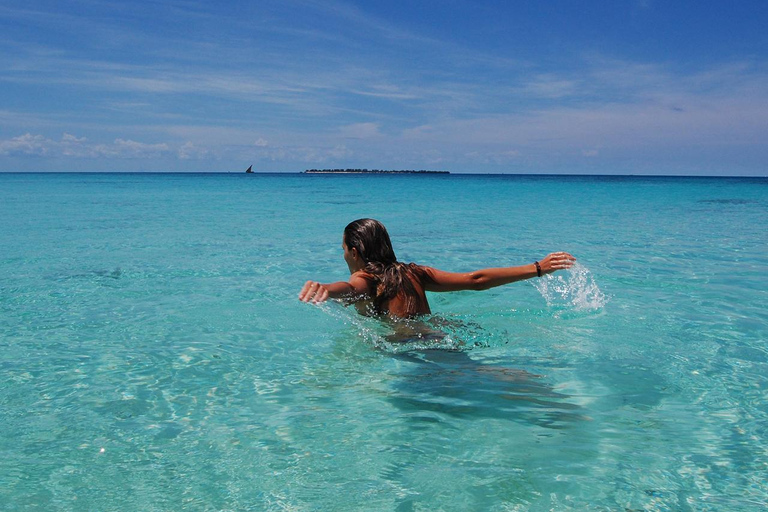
350, 88, 419, 100
3, 27, 768, 173
61, 133, 87, 143
265, 144, 354, 164
112, 138, 169, 156
60, 132, 93, 157
0, 133, 49, 156
178, 141, 212, 160
0, 133, 170, 159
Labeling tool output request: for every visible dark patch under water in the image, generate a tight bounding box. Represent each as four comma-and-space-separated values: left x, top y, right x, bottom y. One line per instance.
698, 199, 757, 205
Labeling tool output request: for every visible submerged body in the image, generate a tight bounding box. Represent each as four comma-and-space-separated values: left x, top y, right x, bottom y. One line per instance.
299, 219, 575, 319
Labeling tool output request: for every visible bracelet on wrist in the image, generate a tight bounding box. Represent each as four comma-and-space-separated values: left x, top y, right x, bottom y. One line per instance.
534, 261, 542, 277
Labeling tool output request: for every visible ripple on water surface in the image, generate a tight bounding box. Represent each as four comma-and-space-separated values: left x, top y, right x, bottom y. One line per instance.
1, 173, 767, 510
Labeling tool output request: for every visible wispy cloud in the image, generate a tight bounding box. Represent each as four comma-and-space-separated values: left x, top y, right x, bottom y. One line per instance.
0, 133, 170, 158
513, 75, 581, 99
2, 1, 767, 173
339, 123, 381, 139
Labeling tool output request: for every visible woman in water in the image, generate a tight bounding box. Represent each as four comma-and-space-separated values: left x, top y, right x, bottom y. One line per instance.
299, 218, 575, 318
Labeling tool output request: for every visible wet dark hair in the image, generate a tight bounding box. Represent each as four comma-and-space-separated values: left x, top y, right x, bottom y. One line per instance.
343, 219, 428, 314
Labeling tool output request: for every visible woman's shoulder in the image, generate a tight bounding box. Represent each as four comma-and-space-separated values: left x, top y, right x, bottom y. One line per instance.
406, 263, 436, 283
350, 269, 373, 280
349, 270, 376, 289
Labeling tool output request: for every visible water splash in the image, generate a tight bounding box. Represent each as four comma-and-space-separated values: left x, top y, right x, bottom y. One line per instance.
531, 262, 607, 311
319, 302, 476, 353
316, 262, 606, 351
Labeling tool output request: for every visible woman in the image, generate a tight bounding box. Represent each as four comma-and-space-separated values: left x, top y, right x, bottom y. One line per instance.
298, 218, 575, 318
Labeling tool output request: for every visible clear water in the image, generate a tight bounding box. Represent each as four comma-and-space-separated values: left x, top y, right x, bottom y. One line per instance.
1, 173, 766, 511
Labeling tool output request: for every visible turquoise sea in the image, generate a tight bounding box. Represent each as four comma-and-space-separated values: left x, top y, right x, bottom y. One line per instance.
1, 172, 767, 511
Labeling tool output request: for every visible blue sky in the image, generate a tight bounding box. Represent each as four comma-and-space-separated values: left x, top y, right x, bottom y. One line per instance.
1, 0, 767, 174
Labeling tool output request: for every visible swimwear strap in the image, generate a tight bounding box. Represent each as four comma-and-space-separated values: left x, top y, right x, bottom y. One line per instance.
534, 261, 542, 277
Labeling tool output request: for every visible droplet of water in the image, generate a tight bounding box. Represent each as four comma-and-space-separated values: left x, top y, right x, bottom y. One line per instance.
532, 262, 606, 311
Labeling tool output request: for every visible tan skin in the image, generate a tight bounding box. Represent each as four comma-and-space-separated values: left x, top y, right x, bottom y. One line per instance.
299, 237, 576, 318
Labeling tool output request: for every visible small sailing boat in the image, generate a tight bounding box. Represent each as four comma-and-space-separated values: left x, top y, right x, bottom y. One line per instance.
245, 165, 254, 173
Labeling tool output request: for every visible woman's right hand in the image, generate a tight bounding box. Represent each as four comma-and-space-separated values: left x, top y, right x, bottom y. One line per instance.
538, 252, 576, 275
299, 281, 330, 303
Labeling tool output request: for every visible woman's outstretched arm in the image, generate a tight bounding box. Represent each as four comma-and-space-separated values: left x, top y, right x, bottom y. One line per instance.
298, 273, 370, 303
422, 252, 575, 292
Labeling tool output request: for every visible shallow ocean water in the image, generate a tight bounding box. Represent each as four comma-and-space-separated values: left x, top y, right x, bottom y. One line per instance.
1, 172, 767, 510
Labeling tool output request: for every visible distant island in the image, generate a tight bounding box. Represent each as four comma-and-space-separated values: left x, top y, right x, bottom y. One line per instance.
303, 169, 449, 174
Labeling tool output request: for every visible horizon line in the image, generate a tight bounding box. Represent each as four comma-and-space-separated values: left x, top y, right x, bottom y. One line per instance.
1, 171, 766, 178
